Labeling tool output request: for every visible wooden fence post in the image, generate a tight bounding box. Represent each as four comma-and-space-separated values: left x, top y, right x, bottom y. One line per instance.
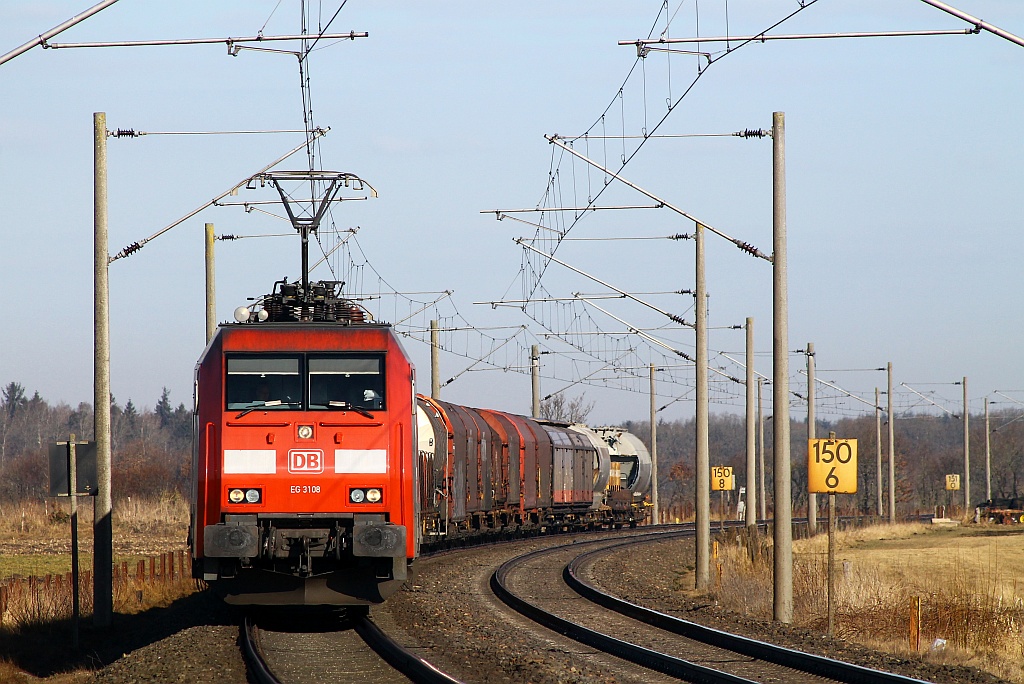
910, 596, 921, 651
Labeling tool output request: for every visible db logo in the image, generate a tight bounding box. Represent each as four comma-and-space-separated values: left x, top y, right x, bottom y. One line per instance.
288, 449, 324, 474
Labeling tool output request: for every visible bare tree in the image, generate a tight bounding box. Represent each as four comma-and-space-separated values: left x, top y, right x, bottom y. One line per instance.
539, 393, 595, 424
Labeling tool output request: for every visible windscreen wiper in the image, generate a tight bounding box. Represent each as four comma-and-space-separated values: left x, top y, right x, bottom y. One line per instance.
327, 400, 374, 419
234, 399, 282, 419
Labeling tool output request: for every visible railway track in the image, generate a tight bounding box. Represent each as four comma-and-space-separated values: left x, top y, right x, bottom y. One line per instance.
491, 531, 933, 684
242, 610, 462, 684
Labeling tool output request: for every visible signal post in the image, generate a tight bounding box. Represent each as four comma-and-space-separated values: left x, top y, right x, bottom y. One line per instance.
808, 434, 857, 637
944, 473, 961, 518
711, 465, 734, 533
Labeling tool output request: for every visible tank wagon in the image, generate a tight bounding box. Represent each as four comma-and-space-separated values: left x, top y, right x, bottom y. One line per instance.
190, 279, 652, 606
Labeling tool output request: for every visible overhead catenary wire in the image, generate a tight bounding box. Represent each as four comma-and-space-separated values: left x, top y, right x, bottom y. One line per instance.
42, 32, 367, 50
518, 0, 818, 301
215, 197, 367, 209
0, 0, 121, 66
514, 238, 692, 327
917, 0, 1024, 49
480, 291, 690, 306
44, 5, 674, 405
798, 370, 881, 410
519, 235, 691, 242
108, 129, 310, 137
109, 128, 328, 263
545, 134, 771, 262
440, 329, 527, 388
487, 2, 852, 418
391, 292, 454, 327
619, 28, 979, 48
900, 383, 958, 417
217, 233, 295, 240
542, 349, 635, 401
482, 204, 664, 213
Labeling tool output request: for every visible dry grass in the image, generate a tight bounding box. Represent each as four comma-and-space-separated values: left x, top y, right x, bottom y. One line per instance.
710, 522, 1024, 683
0, 494, 197, 682
0, 493, 193, 630
0, 494, 188, 576
2, 568, 196, 631
0, 492, 187, 538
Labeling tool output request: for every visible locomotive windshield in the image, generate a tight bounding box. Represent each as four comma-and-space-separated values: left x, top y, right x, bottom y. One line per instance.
309, 355, 385, 411
224, 353, 385, 412
226, 356, 303, 410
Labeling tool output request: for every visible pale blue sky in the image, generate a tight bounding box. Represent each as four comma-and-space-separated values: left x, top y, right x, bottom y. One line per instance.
1, 1, 1021, 425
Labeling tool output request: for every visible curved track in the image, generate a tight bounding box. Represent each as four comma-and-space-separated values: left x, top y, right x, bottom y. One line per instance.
242, 611, 462, 684
491, 531, 933, 684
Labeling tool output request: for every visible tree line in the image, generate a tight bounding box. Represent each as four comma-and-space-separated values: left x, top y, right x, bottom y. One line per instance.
621, 407, 1024, 518
0, 382, 191, 503
3, 381, 1022, 516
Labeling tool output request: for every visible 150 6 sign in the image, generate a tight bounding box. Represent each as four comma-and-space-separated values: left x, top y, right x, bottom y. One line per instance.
807, 438, 857, 494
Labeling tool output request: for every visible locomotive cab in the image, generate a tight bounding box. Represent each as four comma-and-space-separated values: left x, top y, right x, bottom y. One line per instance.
190, 281, 417, 606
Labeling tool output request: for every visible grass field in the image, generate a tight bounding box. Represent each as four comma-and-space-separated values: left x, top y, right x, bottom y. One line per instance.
711, 522, 1024, 683
0, 495, 188, 580
4, 499, 1023, 682
0, 496, 195, 681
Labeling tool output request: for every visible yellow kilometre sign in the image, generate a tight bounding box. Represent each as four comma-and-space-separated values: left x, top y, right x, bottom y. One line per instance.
945, 474, 961, 491
711, 466, 734, 491
807, 438, 857, 494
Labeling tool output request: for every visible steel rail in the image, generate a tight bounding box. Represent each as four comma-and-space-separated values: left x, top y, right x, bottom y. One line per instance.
243, 612, 462, 684
355, 616, 464, 684
563, 535, 933, 684
241, 616, 281, 684
490, 529, 759, 684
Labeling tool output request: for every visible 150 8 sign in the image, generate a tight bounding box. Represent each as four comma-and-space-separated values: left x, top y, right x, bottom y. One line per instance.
807, 438, 857, 494
711, 466, 734, 491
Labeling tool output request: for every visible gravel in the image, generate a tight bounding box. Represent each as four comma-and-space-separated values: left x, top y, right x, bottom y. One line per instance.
378, 530, 1013, 684
585, 534, 1011, 684
86, 592, 247, 684
30, 529, 1014, 684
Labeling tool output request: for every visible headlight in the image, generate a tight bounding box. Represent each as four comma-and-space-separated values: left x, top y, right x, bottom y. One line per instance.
350, 488, 365, 503
297, 424, 313, 440
245, 489, 261, 503
366, 488, 382, 503
228, 489, 245, 503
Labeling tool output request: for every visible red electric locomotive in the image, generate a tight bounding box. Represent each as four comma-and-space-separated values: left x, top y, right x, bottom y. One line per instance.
190, 278, 417, 606
189, 170, 652, 606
